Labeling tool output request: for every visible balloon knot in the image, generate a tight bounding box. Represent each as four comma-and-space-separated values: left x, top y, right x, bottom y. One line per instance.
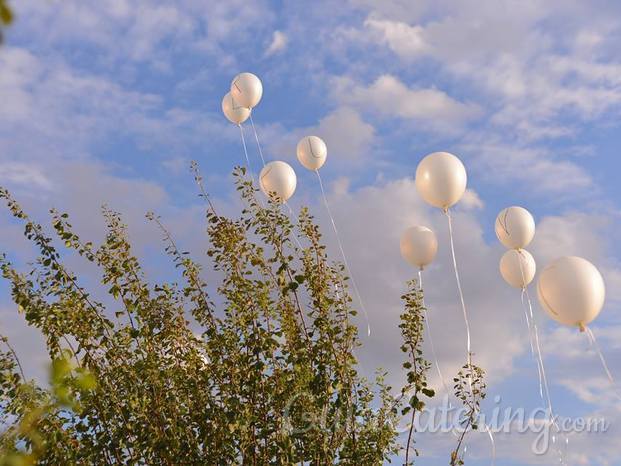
578, 322, 586, 333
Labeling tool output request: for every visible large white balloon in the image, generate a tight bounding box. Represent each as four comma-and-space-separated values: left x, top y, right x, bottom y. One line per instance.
221, 92, 250, 125
500, 249, 536, 289
537, 256, 605, 328
495, 206, 535, 250
415, 152, 467, 209
230, 72, 263, 109
259, 161, 297, 203
296, 136, 327, 171
400, 226, 438, 269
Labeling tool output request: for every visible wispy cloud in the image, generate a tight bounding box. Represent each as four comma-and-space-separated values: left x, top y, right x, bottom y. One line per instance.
265, 30, 287, 56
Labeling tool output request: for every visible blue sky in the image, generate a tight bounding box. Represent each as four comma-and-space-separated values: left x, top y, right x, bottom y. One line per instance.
2, 1, 621, 464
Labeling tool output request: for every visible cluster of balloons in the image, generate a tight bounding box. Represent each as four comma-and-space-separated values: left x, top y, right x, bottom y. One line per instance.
221, 72, 263, 125
400, 152, 468, 269
493, 205, 605, 329
258, 135, 329, 203
495, 206, 537, 289
221, 72, 333, 204
398, 149, 607, 333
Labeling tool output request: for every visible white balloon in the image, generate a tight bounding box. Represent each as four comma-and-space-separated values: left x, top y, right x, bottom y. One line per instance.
537, 256, 605, 328
230, 72, 263, 109
499, 249, 536, 289
221, 92, 250, 125
415, 152, 467, 209
495, 206, 535, 249
400, 226, 438, 269
259, 161, 297, 203
296, 136, 327, 171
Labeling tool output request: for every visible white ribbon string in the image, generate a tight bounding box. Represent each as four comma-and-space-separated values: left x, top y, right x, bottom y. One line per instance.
518, 257, 554, 414
584, 326, 620, 400
520, 288, 544, 399
249, 114, 267, 167
418, 269, 460, 442
484, 425, 496, 466
418, 269, 452, 405
239, 124, 255, 181
247, 115, 364, 342
316, 169, 371, 337
517, 254, 567, 466
238, 124, 267, 212
444, 209, 495, 465
284, 201, 305, 251
520, 287, 537, 358
444, 209, 472, 365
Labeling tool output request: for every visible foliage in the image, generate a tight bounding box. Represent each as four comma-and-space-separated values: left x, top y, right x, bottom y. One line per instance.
0, 0, 12, 44
398, 282, 434, 465
0, 166, 487, 464
450, 359, 487, 466
0, 167, 445, 465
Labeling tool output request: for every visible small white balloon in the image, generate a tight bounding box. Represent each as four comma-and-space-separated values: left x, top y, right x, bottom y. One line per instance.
415, 152, 467, 209
537, 256, 606, 328
400, 226, 438, 269
230, 72, 263, 109
495, 206, 535, 250
296, 136, 327, 171
499, 249, 536, 289
221, 92, 250, 125
259, 161, 297, 203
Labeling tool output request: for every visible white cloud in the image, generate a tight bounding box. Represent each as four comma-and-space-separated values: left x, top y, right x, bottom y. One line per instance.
0, 162, 54, 191
360, 2, 621, 135
0, 45, 234, 171
265, 30, 288, 56
464, 140, 594, 197
332, 74, 480, 126
364, 18, 428, 59
12, 0, 275, 67
461, 189, 484, 210
314, 107, 375, 160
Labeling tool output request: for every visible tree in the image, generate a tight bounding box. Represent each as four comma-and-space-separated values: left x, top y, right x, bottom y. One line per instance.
0, 166, 484, 465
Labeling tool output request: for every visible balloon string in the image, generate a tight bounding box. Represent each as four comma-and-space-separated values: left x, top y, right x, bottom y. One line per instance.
445, 210, 495, 465
283, 202, 354, 354
521, 288, 544, 400
418, 269, 460, 441
239, 124, 255, 181
316, 170, 371, 337
249, 113, 267, 167
284, 201, 305, 251
238, 124, 267, 212
484, 424, 496, 466
584, 326, 621, 400
444, 209, 472, 366
531, 315, 566, 466
517, 255, 551, 410
518, 257, 567, 466
521, 289, 537, 357
418, 269, 452, 405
